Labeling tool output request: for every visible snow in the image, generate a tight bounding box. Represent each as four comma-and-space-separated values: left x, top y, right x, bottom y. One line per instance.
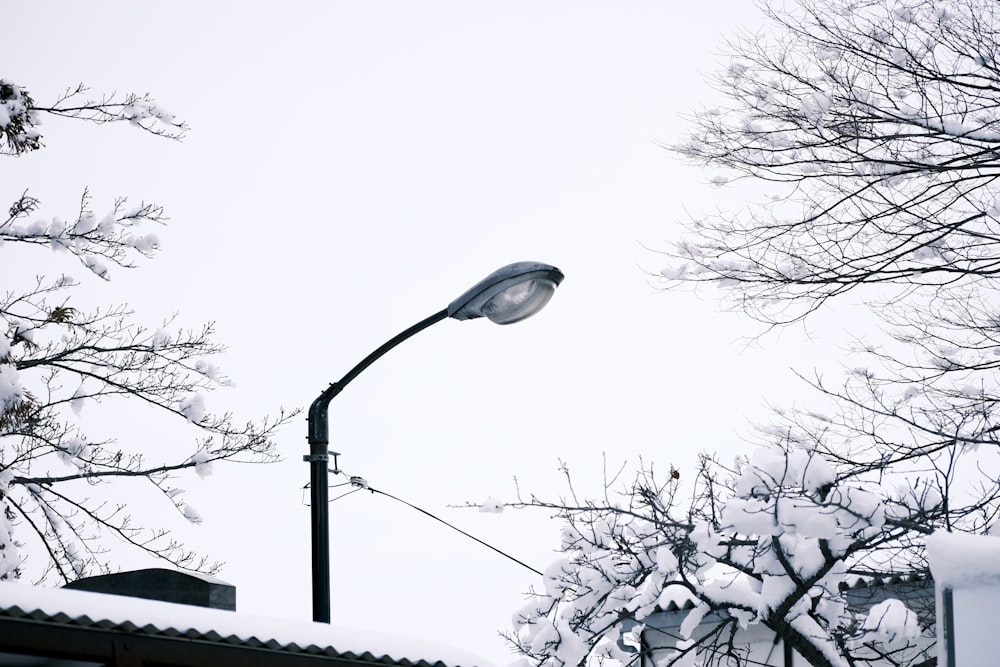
70, 382, 89, 414
75, 211, 98, 235
760, 572, 797, 614
128, 233, 160, 252
726, 61, 748, 80
0, 364, 23, 412
24, 220, 49, 237
193, 359, 229, 384
659, 264, 689, 280
478, 497, 504, 514
789, 614, 850, 667
151, 328, 172, 349
0, 580, 493, 667
82, 254, 109, 279
0, 515, 19, 579
859, 599, 919, 650
800, 91, 832, 123
888, 480, 942, 517
0, 81, 29, 131
720, 497, 778, 535
654, 545, 678, 573
679, 603, 709, 639
57, 437, 89, 469
178, 393, 206, 423
11, 320, 34, 345
777, 533, 825, 578
815, 596, 846, 628
182, 504, 203, 524
190, 450, 214, 478
96, 212, 118, 236
926, 531, 1000, 588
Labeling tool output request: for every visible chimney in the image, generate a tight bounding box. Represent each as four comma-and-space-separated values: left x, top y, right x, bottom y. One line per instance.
63, 568, 236, 611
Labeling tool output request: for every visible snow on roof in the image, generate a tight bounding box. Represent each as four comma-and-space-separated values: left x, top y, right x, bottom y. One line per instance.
926, 531, 1000, 589
0, 580, 494, 667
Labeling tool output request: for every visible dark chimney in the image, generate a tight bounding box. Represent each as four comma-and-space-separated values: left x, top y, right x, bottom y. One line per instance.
63, 568, 236, 611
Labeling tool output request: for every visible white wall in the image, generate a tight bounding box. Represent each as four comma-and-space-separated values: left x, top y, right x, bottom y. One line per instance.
938, 583, 1000, 667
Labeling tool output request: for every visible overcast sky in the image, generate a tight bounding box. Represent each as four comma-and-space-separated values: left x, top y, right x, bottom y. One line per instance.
1, 3, 852, 664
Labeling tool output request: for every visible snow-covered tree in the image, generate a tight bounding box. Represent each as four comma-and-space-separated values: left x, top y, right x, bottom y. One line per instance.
0, 80, 295, 582
503, 0, 1000, 665
503, 453, 940, 667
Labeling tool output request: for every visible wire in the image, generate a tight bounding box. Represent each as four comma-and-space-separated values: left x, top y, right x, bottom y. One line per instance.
368, 486, 544, 576
329, 468, 543, 577
300, 480, 356, 506
330, 487, 363, 503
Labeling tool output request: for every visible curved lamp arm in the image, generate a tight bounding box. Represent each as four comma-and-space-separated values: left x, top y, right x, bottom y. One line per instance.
308, 261, 564, 447
307, 308, 448, 448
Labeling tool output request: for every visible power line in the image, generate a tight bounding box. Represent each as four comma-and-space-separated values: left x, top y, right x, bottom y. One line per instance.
321, 470, 544, 577
368, 485, 543, 576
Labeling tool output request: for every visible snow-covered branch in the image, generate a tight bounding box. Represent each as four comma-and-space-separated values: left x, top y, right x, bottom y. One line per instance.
0, 79, 297, 583
0, 81, 187, 155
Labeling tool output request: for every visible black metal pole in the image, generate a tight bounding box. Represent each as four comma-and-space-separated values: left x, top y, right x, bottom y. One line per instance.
306, 427, 332, 623
306, 308, 449, 623
942, 586, 956, 667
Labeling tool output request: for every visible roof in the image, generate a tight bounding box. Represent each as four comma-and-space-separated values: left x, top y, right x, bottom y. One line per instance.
646, 572, 934, 615
0, 581, 494, 667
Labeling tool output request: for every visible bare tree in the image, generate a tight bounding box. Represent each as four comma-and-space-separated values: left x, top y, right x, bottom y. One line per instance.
499, 0, 1000, 665
664, 0, 1000, 535
0, 80, 295, 583
668, 0, 1000, 322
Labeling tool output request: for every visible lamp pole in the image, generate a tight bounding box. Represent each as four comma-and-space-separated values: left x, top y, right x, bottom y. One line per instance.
306, 262, 564, 623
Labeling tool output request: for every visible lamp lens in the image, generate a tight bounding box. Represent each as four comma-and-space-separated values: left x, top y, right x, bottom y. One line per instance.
483, 279, 557, 325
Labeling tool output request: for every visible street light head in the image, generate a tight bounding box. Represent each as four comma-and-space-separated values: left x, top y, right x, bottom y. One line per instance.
479, 276, 558, 324
447, 261, 564, 324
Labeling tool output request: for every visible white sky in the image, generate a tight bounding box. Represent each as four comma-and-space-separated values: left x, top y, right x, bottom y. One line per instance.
1, 2, 854, 664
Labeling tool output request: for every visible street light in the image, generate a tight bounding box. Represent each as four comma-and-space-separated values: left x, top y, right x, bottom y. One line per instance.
306, 261, 564, 623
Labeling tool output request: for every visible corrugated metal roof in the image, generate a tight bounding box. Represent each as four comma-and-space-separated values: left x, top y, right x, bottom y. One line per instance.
0, 582, 493, 667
